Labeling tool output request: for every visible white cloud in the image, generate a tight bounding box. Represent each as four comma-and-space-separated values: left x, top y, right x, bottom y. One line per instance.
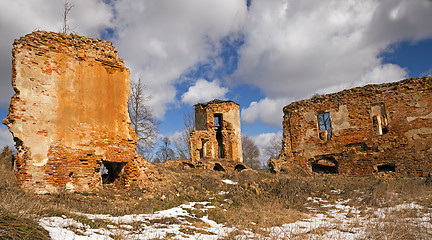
249, 131, 282, 164
241, 97, 292, 126
0, 0, 247, 119
181, 79, 229, 105
1, 0, 432, 129
0, 0, 114, 109
0, 127, 14, 148
111, 0, 247, 118
316, 63, 408, 95
233, 0, 432, 102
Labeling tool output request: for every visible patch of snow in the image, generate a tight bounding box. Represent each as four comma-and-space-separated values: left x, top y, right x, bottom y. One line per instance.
39, 196, 432, 240
221, 179, 238, 185
40, 201, 234, 240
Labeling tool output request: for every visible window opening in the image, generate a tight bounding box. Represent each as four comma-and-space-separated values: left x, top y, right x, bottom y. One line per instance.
371, 103, 389, 135
214, 114, 222, 130
317, 112, 332, 140
100, 161, 126, 184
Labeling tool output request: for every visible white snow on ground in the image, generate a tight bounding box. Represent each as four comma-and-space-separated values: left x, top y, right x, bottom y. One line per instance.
221, 179, 238, 185
40, 201, 235, 239
39, 197, 432, 239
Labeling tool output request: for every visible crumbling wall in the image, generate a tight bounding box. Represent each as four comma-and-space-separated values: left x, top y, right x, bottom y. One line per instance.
189, 100, 243, 162
272, 77, 432, 176
3, 31, 152, 193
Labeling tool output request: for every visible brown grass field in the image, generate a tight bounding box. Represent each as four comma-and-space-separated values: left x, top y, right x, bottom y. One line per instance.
1, 147, 432, 239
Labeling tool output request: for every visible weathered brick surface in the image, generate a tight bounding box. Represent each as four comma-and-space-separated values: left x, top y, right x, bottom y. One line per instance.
272, 77, 432, 176
3, 31, 153, 193
189, 100, 243, 163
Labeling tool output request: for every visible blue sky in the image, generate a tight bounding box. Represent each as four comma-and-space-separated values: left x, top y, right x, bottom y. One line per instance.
0, 0, 432, 161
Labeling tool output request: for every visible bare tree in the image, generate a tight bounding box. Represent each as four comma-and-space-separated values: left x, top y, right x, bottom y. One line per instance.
172, 112, 194, 159
242, 135, 261, 170
154, 137, 175, 163
62, 0, 74, 34
129, 78, 158, 159
264, 134, 282, 160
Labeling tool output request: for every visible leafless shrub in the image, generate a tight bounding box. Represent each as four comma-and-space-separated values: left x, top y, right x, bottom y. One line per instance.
61, 0, 74, 34
242, 135, 261, 170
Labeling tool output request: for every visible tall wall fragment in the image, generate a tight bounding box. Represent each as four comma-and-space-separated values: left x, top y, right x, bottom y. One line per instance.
271, 77, 432, 176
3, 31, 150, 193
189, 100, 243, 162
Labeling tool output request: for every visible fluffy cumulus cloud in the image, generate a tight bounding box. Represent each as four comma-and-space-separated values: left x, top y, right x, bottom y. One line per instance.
0, 0, 247, 119
111, 0, 247, 118
181, 79, 228, 105
1, 0, 432, 131
241, 97, 292, 126
0, 0, 114, 108
235, 0, 432, 125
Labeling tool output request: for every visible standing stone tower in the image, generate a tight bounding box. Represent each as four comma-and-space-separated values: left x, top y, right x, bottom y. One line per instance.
189, 99, 243, 162
3, 31, 150, 193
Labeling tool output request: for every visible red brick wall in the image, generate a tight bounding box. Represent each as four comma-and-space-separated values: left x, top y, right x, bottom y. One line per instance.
277, 77, 432, 176
3, 31, 150, 193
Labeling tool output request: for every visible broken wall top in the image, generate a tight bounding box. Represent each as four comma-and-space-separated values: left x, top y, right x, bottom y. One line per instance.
194, 99, 239, 107
283, 77, 432, 113
194, 99, 240, 131
12, 31, 125, 70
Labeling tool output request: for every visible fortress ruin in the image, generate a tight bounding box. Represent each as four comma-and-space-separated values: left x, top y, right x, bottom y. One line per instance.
189, 100, 243, 163
3, 31, 152, 193
270, 77, 432, 176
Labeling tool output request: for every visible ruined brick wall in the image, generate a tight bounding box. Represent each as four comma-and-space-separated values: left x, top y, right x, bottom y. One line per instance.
274, 77, 432, 176
3, 31, 151, 193
189, 100, 243, 162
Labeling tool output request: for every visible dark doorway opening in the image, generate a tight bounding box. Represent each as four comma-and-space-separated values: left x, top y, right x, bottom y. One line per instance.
216, 131, 224, 158
213, 163, 226, 171
199, 140, 205, 159
311, 156, 338, 174
235, 164, 246, 171
377, 164, 396, 173
101, 161, 126, 184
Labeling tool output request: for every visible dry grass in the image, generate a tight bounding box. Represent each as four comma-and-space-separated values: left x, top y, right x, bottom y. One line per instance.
1, 146, 432, 239
0, 168, 50, 239
361, 212, 431, 240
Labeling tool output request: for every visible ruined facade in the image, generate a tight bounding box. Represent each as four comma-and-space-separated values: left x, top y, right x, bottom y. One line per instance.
271, 77, 432, 176
3, 31, 152, 193
189, 100, 243, 163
